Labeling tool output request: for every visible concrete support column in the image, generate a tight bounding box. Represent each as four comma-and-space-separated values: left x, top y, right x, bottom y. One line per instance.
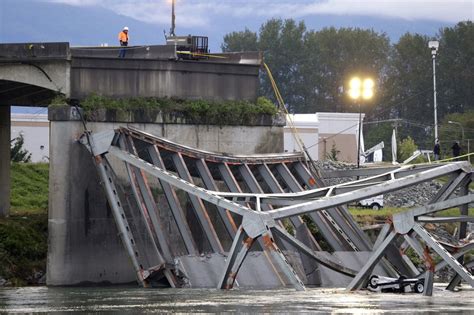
0, 105, 11, 217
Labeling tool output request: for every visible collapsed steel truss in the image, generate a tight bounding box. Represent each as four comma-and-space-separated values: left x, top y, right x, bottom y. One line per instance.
80, 127, 474, 295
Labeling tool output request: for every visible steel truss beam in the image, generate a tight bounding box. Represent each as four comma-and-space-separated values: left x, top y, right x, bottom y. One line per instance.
81, 128, 473, 293
347, 194, 474, 295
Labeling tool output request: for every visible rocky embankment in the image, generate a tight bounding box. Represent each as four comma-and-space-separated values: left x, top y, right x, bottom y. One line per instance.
315, 160, 449, 208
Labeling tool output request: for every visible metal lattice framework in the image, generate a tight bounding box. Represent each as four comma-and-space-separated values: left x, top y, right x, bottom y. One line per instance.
80, 127, 474, 295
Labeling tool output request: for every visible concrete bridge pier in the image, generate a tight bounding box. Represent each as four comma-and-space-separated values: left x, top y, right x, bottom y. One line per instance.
0, 106, 10, 217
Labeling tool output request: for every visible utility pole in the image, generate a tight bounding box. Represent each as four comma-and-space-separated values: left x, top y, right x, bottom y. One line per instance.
170, 0, 176, 36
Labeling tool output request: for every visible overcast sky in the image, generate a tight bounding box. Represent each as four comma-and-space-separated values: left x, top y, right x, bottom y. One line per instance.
45, 0, 473, 28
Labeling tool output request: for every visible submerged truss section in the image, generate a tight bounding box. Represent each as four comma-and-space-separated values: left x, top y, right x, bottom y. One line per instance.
80, 127, 474, 295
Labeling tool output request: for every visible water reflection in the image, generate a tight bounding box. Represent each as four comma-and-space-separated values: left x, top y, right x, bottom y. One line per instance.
0, 286, 473, 313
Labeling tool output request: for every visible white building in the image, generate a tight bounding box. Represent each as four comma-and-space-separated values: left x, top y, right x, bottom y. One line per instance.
284, 112, 372, 164
11, 113, 49, 162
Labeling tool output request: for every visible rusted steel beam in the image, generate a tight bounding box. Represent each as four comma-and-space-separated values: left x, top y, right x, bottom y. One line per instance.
147, 145, 199, 255
172, 152, 224, 254
121, 135, 175, 263
258, 163, 323, 285
275, 163, 348, 251
218, 226, 253, 289
258, 163, 322, 251
195, 158, 237, 238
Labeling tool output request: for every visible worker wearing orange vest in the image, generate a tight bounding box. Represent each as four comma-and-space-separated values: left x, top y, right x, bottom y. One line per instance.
118, 26, 129, 58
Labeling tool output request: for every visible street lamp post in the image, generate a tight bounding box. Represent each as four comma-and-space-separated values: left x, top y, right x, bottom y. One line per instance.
348, 77, 374, 168
429, 41, 439, 141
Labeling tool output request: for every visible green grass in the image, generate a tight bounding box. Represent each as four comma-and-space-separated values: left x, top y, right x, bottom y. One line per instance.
349, 206, 474, 228
0, 163, 49, 285
0, 213, 47, 285
349, 206, 474, 217
349, 206, 408, 217
11, 163, 49, 213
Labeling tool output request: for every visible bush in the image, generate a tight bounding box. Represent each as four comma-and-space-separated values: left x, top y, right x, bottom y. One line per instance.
10, 135, 31, 163
0, 214, 47, 285
78, 94, 279, 125
397, 136, 424, 163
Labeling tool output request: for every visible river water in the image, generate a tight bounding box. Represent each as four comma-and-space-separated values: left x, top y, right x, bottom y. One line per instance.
1, 285, 473, 313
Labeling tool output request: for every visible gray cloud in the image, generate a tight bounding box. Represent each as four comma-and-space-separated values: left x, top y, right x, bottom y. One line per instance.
45, 0, 473, 26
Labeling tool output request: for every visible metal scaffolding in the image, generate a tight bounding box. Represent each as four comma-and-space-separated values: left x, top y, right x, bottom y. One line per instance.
80, 127, 474, 295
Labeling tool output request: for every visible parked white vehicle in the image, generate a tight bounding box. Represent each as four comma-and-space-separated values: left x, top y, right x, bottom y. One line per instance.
358, 195, 384, 210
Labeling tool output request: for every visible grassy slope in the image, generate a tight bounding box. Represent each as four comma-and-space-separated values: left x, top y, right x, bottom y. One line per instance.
350, 206, 474, 218
10, 163, 49, 214
349, 206, 474, 226
0, 163, 48, 285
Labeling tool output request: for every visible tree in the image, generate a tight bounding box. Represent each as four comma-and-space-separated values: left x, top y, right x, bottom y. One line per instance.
222, 21, 390, 114
301, 27, 390, 114
382, 33, 433, 147
221, 28, 258, 52
437, 21, 474, 115
439, 110, 474, 157
379, 23, 473, 149
258, 19, 306, 112
11, 134, 31, 163
397, 136, 418, 162
220, 19, 473, 151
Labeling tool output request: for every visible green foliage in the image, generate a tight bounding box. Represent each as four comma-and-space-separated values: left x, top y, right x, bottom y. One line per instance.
258, 19, 307, 112
221, 19, 473, 148
439, 110, 474, 157
397, 136, 421, 162
221, 28, 258, 52
302, 215, 331, 251
302, 27, 390, 113
0, 213, 47, 285
81, 94, 176, 112
438, 22, 473, 116
11, 163, 49, 211
256, 96, 278, 113
48, 94, 68, 106
80, 94, 278, 125
326, 142, 340, 161
222, 19, 390, 113
1, 164, 49, 285
10, 134, 31, 163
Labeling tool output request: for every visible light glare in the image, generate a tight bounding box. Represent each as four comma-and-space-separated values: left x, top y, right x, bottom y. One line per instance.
362, 90, 373, 100
349, 77, 361, 89
348, 76, 375, 100
363, 78, 374, 89
349, 90, 361, 99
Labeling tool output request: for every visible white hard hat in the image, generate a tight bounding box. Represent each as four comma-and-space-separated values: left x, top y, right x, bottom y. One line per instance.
123, 26, 129, 31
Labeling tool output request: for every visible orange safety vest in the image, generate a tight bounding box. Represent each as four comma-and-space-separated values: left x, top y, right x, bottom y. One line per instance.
118, 31, 128, 43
